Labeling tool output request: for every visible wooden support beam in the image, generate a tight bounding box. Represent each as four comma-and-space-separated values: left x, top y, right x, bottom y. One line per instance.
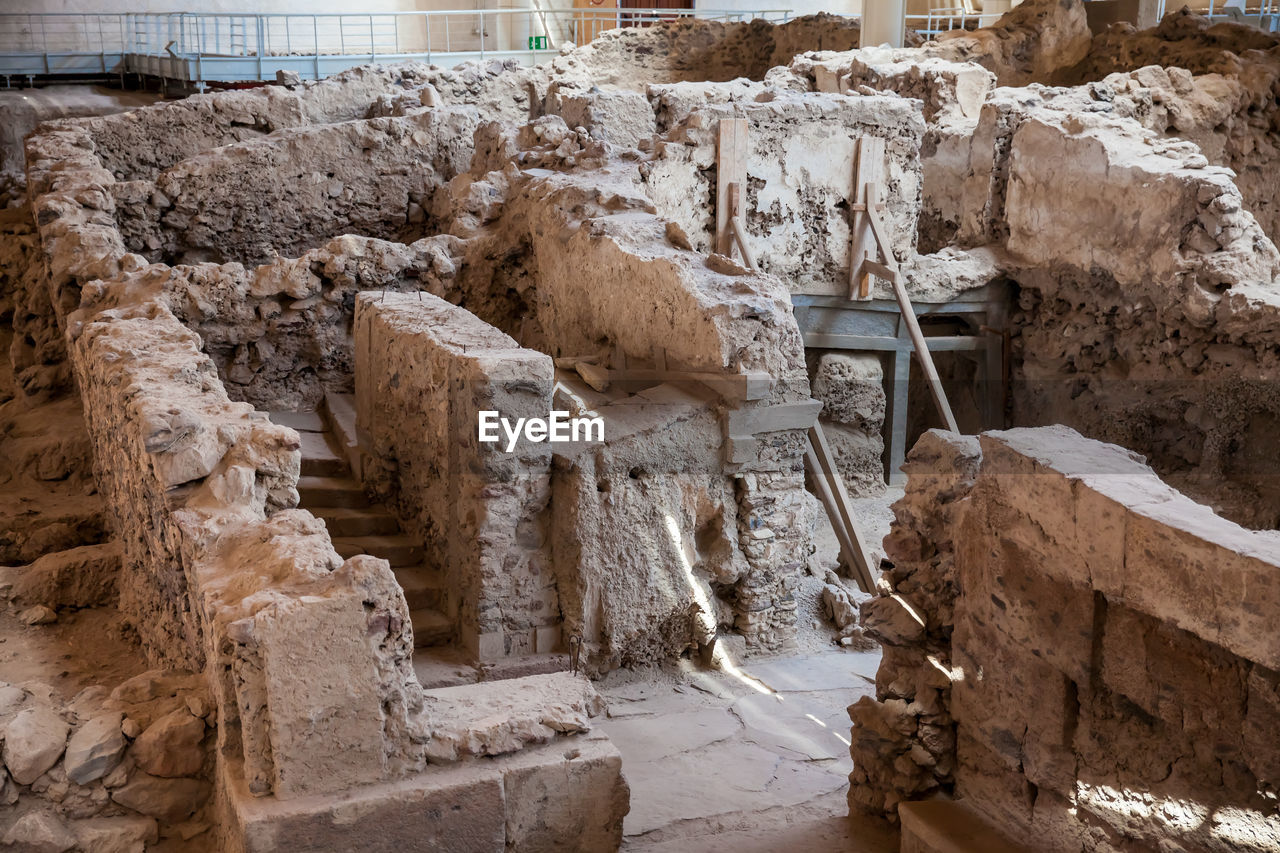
729, 205, 758, 273
886, 268, 959, 433
724, 399, 822, 436
806, 423, 877, 592
716, 118, 748, 258
862, 258, 898, 284
848, 136, 885, 301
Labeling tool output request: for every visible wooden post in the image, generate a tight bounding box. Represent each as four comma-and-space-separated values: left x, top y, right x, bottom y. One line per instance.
807, 423, 877, 592
716, 118, 748, 258
849, 136, 885, 301
886, 270, 959, 433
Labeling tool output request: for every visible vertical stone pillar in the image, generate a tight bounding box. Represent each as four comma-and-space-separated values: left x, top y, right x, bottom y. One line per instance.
861, 0, 906, 48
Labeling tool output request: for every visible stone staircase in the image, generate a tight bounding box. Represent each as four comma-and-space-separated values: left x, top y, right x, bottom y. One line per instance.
269, 404, 452, 649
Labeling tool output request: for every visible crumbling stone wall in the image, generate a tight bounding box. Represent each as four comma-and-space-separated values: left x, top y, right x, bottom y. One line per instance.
113, 107, 479, 268
643, 92, 924, 296
851, 425, 1280, 852
1057, 11, 1280, 247
799, 1, 1280, 526
20, 98, 626, 850
355, 293, 559, 661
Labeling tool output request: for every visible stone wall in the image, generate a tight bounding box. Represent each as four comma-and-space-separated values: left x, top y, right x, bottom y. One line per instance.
850, 425, 1280, 852
1059, 11, 1280, 250
21, 85, 627, 849
643, 92, 924, 297
354, 292, 558, 661
113, 107, 479, 268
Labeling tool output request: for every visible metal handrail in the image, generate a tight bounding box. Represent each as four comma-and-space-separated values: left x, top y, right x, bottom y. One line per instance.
903, 10, 1004, 37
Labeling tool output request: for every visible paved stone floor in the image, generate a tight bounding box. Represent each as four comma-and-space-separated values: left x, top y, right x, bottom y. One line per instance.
599, 650, 898, 852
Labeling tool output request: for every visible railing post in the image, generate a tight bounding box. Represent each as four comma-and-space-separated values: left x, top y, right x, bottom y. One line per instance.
370, 15, 376, 62
196, 15, 204, 92
256, 14, 264, 80
479, 9, 485, 59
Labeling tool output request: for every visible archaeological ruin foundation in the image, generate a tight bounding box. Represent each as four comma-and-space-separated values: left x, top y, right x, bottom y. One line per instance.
1, 2, 1279, 851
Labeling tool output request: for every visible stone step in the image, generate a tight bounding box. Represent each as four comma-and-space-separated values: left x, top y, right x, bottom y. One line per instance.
411, 608, 453, 648
395, 565, 446, 611
298, 431, 347, 477
297, 475, 369, 508
267, 410, 325, 432
322, 391, 362, 479
332, 534, 423, 567
311, 506, 401, 538
898, 799, 1022, 853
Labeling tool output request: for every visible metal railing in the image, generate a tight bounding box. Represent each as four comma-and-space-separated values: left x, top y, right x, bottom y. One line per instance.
1184, 0, 1280, 28
0, 13, 130, 78
904, 10, 1005, 37
0, 9, 792, 89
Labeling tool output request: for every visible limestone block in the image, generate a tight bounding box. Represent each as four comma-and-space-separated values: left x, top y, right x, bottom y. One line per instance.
64, 712, 126, 785
950, 618, 1075, 793
501, 731, 628, 852
227, 735, 628, 853
2, 810, 76, 853
11, 542, 121, 611
130, 708, 206, 778
70, 817, 159, 853
812, 353, 885, 429
552, 88, 656, 150
3, 706, 70, 785
1099, 603, 1249, 743
246, 581, 389, 798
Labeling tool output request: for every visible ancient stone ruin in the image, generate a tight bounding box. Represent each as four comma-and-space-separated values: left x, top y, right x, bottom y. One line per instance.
1, 3, 1279, 851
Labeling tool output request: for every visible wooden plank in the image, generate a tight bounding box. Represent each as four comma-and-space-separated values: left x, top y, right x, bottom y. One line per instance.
863, 258, 898, 284
848, 135, 885, 301
806, 444, 867, 589
724, 399, 822, 436
807, 423, 877, 592
716, 118, 748, 257
730, 205, 758, 272
886, 267, 960, 433
802, 332, 988, 352
864, 186, 899, 284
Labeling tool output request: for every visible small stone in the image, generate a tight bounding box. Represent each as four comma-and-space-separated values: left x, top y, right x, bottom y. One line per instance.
131, 709, 206, 778
664, 220, 692, 250
121, 717, 142, 739
102, 759, 132, 789
18, 605, 58, 625
64, 713, 127, 784
3, 705, 71, 784
184, 695, 211, 719
2, 810, 76, 853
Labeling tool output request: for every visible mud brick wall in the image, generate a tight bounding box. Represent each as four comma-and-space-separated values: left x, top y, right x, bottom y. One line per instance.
354, 292, 558, 660
850, 425, 1280, 852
